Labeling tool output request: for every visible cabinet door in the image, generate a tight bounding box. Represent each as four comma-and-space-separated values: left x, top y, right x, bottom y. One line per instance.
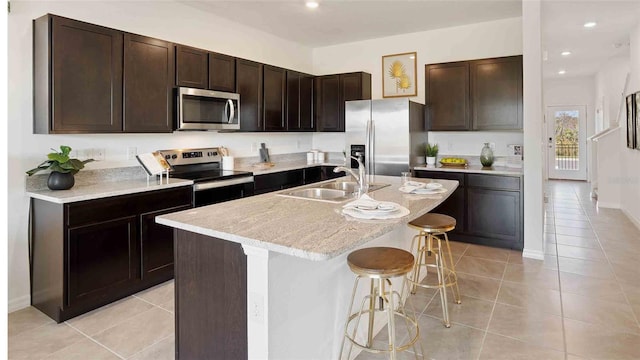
176, 45, 208, 89
263, 65, 286, 131
123, 34, 175, 133
471, 56, 523, 130
466, 188, 521, 244
299, 73, 314, 131
236, 59, 263, 132
303, 167, 322, 184
315, 75, 341, 131
286, 71, 301, 130
209, 52, 236, 92
67, 216, 138, 307
425, 62, 470, 131
140, 205, 191, 282
50, 16, 123, 133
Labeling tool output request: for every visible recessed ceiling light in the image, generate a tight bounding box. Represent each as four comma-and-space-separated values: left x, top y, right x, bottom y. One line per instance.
306, 1, 319, 9
558, 70, 566, 75
583, 21, 597, 28
561, 51, 572, 56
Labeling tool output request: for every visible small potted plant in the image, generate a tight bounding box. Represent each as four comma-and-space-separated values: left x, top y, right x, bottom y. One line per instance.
425, 143, 439, 165
26, 145, 94, 190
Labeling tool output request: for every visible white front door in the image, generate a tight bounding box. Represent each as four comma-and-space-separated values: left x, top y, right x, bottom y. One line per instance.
546, 105, 587, 180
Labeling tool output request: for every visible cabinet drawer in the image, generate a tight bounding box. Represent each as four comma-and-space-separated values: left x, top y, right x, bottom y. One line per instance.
66, 187, 193, 227
467, 174, 520, 190
414, 170, 464, 186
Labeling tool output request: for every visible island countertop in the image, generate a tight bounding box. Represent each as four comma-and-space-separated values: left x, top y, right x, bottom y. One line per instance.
156, 175, 458, 261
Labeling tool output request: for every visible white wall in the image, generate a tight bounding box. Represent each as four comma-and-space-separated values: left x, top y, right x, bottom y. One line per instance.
620, 21, 640, 228
595, 56, 630, 130
8, 0, 315, 310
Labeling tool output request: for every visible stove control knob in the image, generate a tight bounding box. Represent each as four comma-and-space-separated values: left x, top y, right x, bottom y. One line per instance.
172, 154, 177, 159
164, 155, 170, 160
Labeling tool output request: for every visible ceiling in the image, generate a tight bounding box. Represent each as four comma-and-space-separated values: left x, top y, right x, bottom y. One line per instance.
181, 0, 522, 47
542, 0, 640, 79
180, 1, 640, 79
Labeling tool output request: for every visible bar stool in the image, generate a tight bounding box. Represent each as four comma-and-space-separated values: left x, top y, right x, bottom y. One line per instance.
339, 247, 422, 360
406, 213, 461, 328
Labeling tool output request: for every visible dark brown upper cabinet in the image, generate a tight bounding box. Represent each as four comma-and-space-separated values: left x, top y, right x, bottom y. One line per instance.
209, 52, 236, 92
175, 45, 208, 89
425, 62, 470, 131
315, 72, 371, 132
236, 59, 263, 132
287, 71, 314, 131
425, 55, 522, 131
123, 34, 175, 133
471, 56, 523, 130
34, 15, 123, 134
263, 65, 286, 131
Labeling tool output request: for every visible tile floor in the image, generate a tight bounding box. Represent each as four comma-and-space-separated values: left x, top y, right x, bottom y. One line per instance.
8, 180, 640, 359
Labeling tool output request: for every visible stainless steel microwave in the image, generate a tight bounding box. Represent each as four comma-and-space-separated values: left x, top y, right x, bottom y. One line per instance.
177, 87, 240, 131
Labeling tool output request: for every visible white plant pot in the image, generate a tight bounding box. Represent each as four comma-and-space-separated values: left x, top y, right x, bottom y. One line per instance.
426, 156, 436, 165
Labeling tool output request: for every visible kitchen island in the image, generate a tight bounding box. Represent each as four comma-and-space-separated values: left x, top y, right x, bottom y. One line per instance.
156, 175, 458, 359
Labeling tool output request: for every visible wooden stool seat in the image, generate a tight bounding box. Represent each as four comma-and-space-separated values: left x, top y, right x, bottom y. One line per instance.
347, 247, 415, 278
408, 213, 456, 233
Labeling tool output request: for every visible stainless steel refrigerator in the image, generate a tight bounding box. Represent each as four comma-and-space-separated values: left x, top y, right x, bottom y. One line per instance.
345, 98, 426, 176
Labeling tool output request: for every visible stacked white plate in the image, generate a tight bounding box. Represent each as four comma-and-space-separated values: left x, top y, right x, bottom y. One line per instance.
399, 181, 447, 195
342, 195, 409, 220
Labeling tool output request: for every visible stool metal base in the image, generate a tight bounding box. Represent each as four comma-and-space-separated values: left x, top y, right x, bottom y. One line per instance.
339, 276, 423, 360
406, 231, 461, 328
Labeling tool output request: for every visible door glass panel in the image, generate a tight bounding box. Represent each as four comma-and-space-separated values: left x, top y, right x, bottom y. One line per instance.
554, 110, 579, 171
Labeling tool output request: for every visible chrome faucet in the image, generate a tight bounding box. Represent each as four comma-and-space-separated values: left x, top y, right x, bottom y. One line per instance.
334, 156, 368, 194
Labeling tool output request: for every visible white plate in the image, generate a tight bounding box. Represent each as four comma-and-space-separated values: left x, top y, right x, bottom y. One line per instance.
411, 188, 447, 195
342, 205, 410, 220
425, 182, 443, 189
347, 201, 399, 215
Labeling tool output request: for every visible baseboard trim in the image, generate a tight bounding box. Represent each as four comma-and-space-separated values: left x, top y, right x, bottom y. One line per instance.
621, 207, 640, 231
9, 294, 31, 313
597, 201, 620, 209
522, 249, 544, 260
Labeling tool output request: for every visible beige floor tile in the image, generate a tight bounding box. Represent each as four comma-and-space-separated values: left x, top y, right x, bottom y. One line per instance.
455, 272, 501, 301
442, 240, 469, 255
497, 281, 562, 316
463, 244, 510, 262
502, 263, 559, 290
545, 244, 557, 255
43, 338, 120, 360
559, 271, 626, 304
487, 303, 564, 351
610, 261, 640, 285
66, 296, 154, 336
555, 219, 591, 229
561, 292, 639, 334
557, 256, 616, 280
479, 333, 565, 360
554, 226, 596, 238
404, 291, 435, 316
134, 280, 174, 307
8, 322, 85, 360
566, 354, 588, 360
555, 234, 601, 249
416, 316, 485, 359
553, 212, 589, 221
159, 298, 175, 314
604, 248, 640, 267
455, 256, 506, 280
424, 294, 493, 330
556, 244, 606, 262
92, 307, 174, 358
599, 238, 640, 255
129, 335, 175, 360
507, 253, 558, 270
564, 318, 640, 359
8, 306, 54, 337
544, 232, 557, 243
619, 281, 640, 306
553, 208, 585, 215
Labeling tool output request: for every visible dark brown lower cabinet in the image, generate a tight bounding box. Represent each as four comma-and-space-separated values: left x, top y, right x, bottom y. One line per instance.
30, 186, 193, 322
174, 230, 247, 360
414, 170, 523, 250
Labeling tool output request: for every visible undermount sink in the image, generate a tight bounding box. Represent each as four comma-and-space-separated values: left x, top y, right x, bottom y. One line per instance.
278, 180, 391, 203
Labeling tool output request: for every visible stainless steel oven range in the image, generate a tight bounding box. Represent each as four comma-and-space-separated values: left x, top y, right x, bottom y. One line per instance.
158, 147, 254, 207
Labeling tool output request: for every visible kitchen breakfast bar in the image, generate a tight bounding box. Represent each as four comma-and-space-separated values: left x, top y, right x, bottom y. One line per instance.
156, 175, 458, 359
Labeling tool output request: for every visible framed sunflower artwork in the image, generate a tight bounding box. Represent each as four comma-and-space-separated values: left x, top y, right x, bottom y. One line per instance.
382, 52, 417, 98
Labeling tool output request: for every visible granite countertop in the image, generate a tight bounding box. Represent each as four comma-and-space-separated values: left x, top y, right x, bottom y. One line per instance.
26, 178, 194, 204
235, 159, 345, 175
414, 164, 523, 176
156, 175, 458, 261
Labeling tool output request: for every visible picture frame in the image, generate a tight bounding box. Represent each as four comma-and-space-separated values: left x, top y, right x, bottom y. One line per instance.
627, 94, 636, 149
636, 92, 640, 150
382, 52, 417, 98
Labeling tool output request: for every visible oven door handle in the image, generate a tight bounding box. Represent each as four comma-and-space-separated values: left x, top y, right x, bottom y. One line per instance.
193, 176, 254, 191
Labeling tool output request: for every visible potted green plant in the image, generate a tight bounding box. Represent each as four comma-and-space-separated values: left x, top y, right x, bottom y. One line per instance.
26, 145, 94, 190
425, 143, 439, 165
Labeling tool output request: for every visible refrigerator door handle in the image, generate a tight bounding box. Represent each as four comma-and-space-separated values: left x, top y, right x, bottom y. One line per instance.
365, 119, 371, 171
371, 119, 375, 175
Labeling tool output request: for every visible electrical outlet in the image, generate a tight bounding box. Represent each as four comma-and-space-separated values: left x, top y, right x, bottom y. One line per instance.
93, 148, 106, 161
249, 292, 264, 324
127, 147, 137, 160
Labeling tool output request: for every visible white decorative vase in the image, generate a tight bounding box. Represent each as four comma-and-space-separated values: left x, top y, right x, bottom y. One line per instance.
426, 156, 436, 165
